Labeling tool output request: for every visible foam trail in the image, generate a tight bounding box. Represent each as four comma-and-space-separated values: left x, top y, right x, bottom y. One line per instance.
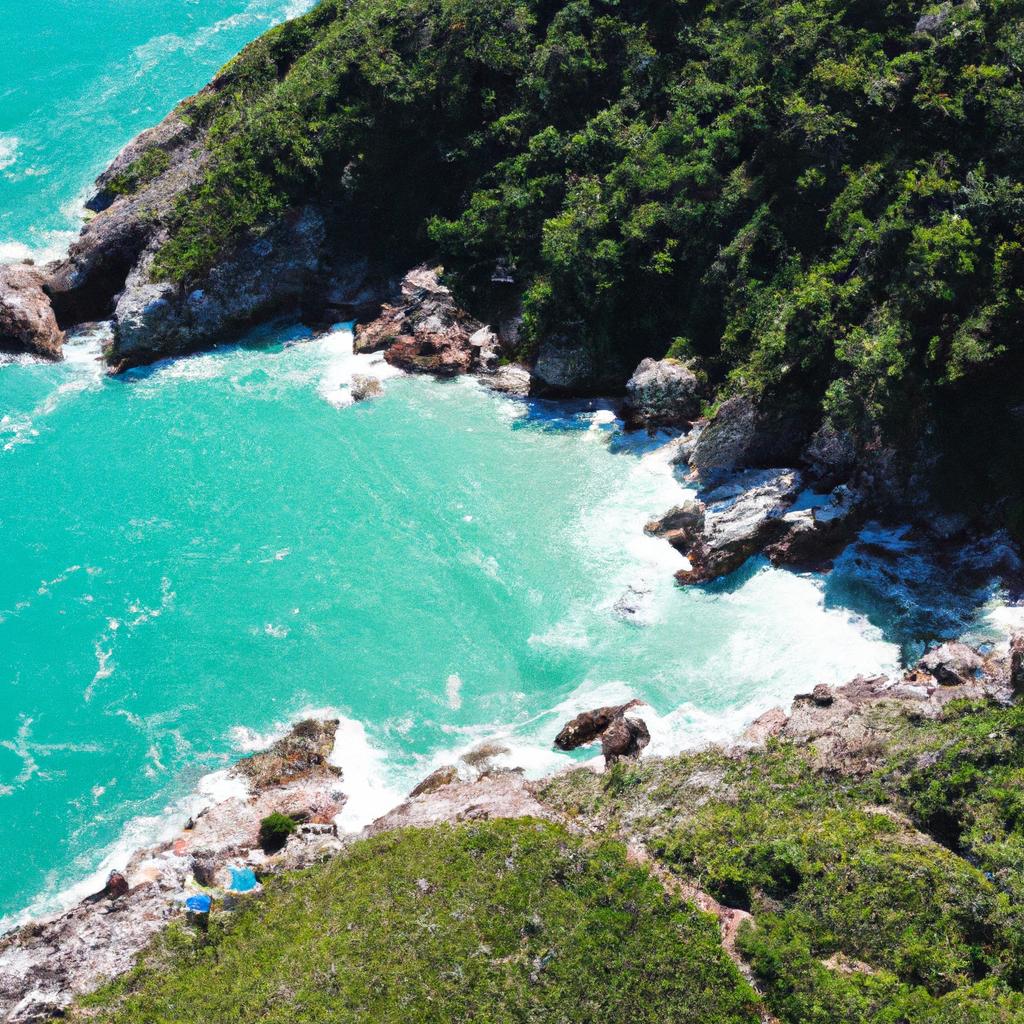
329, 717, 405, 832
316, 322, 402, 407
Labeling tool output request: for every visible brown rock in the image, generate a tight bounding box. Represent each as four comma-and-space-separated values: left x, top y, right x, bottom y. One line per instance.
554, 699, 644, 751
408, 765, 458, 797
1010, 632, 1024, 695
601, 714, 651, 765
811, 684, 835, 706
0, 264, 63, 360
235, 718, 341, 791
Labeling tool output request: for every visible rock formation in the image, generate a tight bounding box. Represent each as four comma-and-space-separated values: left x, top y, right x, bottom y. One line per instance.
0, 264, 64, 360
622, 357, 703, 430
554, 699, 650, 766
350, 374, 383, 401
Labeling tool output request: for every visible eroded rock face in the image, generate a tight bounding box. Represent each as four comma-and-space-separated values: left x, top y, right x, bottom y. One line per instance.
356, 265, 499, 377
622, 357, 703, 430
530, 337, 623, 395
647, 469, 803, 584
109, 206, 331, 372
0, 264, 64, 360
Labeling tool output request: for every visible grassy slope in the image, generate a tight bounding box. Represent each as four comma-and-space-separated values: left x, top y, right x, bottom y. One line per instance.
75, 700, 1024, 1024
75, 820, 758, 1024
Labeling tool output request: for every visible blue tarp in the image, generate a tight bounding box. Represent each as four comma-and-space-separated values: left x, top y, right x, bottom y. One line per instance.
229, 867, 258, 892
186, 894, 212, 913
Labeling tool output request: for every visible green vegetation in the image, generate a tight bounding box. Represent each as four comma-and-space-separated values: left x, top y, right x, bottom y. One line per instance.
258, 812, 297, 852
149, 0, 1024, 523
107, 147, 171, 198
75, 820, 758, 1023
543, 699, 1024, 1023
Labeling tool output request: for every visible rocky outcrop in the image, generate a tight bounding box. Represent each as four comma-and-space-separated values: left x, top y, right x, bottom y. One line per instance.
0, 719, 347, 1021
554, 699, 650, 766
764, 485, 864, 570
480, 362, 532, 397
45, 107, 206, 328
916, 642, 985, 686
647, 469, 803, 584
0, 264, 64, 360
622, 357, 703, 430
356, 265, 500, 377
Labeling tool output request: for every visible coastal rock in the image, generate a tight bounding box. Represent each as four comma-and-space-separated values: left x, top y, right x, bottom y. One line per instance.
737, 707, 789, 747
764, 485, 863, 569
622, 357, 703, 430
554, 699, 644, 751
811, 684, 835, 706
356, 265, 495, 377
235, 718, 341, 790
647, 468, 803, 584
46, 107, 206, 326
480, 363, 532, 396
109, 206, 329, 372
689, 396, 808, 479
408, 765, 459, 797
0, 264, 64, 360
918, 642, 984, 686
601, 714, 651, 765
350, 374, 383, 402
803, 424, 857, 486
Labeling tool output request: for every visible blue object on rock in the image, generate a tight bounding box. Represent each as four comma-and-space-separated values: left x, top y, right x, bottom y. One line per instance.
229, 867, 258, 892
186, 894, 212, 913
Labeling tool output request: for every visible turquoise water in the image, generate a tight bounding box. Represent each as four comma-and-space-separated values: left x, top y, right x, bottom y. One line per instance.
0, 0, 994, 930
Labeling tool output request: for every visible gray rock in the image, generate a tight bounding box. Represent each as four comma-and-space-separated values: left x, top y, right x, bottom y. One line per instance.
480, 363, 532, 397
919, 642, 985, 686
915, 5, 951, 35
0, 264, 64, 360
803, 423, 857, 485
622, 357, 703, 429
765, 484, 863, 568
690, 396, 760, 476
647, 468, 803, 584
350, 374, 383, 402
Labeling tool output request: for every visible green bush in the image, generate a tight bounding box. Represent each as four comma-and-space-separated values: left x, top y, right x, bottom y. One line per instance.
107, 147, 171, 197
258, 812, 297, 852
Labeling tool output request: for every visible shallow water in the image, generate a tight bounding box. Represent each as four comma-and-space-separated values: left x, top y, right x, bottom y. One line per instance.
0, 0, 1011, 930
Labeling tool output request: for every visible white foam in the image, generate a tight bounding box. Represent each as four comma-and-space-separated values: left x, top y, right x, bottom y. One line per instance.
0, 135, 19, 171
328, 716, 404, 833
316, 322, 402, 407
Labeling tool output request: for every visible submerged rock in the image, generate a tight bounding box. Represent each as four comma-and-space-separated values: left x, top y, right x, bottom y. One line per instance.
622, 357, 703, 430
350, 374, 383, 402
0, 264, 64, 360
647, 468, 803, 584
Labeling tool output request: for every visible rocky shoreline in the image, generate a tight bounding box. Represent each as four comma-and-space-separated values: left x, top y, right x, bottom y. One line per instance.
2, 630, 1021, 1022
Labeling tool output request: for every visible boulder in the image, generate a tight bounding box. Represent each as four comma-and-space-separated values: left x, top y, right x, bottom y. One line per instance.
647, 468, 803, 584
530, 337, 624, 395
918, 642, 984, 686
480, 363, 532, 397
350, 374, 383, 402
600, 714, 651, 765
554, 699, 644, 751
622, 357, 703, 429
0, 264, 64, 360
811, 684, 835, 707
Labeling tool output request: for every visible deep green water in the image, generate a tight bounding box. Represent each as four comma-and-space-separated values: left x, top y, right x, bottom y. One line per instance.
0, 0, 1003, 929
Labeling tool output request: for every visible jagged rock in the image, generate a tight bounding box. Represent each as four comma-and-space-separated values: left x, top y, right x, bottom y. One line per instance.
191, 857, 218, 887
1011, 632, 1024, 695
647, 469, 803, 584
918, 642, 985, 686
109, 206, 330, 372
737, 707, 789, 747
554, 699, 644, 751
480, 363, 532, 396
408, 765, 459, 797
235, 718, 341, 791
600, 714, 651, 765
355, 265, 493, 377
0, 264, 64, 360
622, 357, 703, 429
765, 485, 863, 569
350, 374, 383, 402
82, 871, 129, 904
